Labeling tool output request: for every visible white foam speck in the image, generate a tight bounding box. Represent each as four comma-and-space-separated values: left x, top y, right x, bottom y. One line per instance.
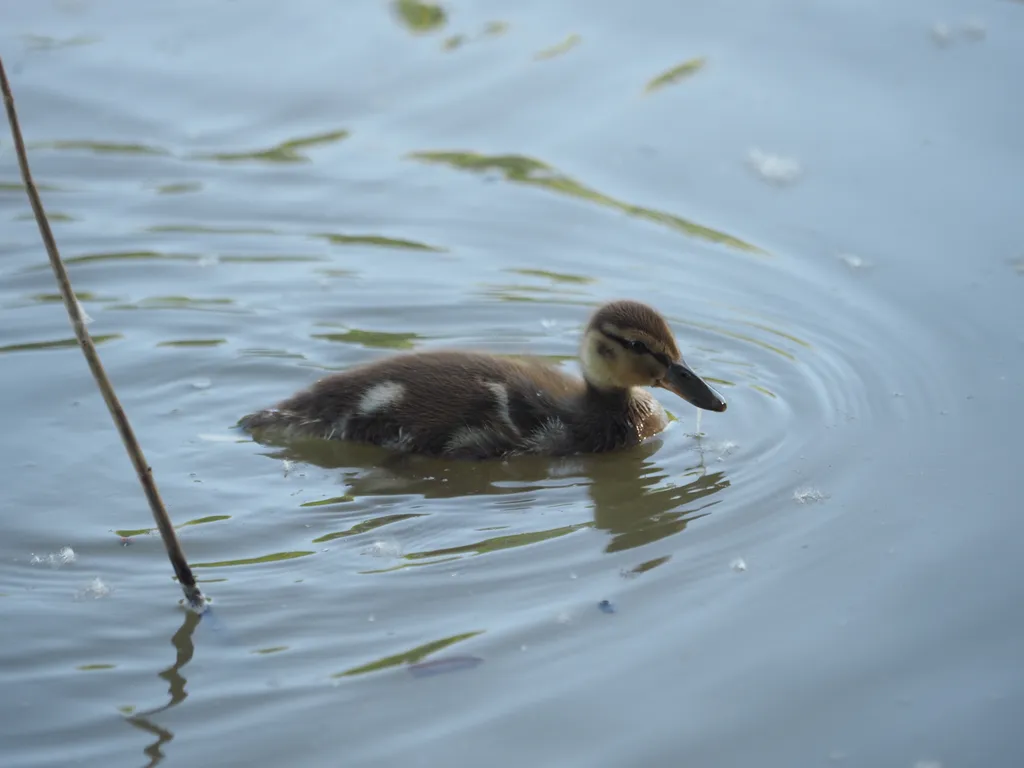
556, 610, 573, 624
794, 486, 829, 504
730, 558, 747, 572
747, 148, 802, 185
838, 253, 871, 270
76, 577, 111, 599
31, 546, 76, 567
913, 761, 942, 768
282, 459, 294, 477
197, 254, 220, 267
362, 540, 401, 558
191, 378, 212, 390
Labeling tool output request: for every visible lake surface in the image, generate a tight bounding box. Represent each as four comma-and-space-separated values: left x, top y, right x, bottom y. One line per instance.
2, 1, 1023, 766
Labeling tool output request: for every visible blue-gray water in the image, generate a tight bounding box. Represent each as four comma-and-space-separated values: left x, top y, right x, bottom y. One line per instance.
2, 1, 1023, 766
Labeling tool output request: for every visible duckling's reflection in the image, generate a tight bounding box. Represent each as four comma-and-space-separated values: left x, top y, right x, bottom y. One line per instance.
259, 432, 730, 555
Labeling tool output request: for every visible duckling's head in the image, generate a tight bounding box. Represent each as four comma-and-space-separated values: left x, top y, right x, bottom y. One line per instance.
580, 300, 727, 412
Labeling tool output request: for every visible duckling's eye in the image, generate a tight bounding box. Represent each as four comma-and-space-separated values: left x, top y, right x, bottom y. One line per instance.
624, 339, 649, 355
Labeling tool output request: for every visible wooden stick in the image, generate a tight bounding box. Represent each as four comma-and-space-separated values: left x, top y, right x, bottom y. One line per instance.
1, 56, 206, 612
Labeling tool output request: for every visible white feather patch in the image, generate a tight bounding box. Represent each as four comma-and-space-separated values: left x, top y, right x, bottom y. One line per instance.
357, 381, 405, 415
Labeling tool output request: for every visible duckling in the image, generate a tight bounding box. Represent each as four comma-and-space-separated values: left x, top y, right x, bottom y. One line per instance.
239, 299, 726, 459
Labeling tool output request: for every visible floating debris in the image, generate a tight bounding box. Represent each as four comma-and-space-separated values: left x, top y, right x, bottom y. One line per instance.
408, 655, 483, 677
598, 599, 616, 614
794, 486, 829, 504
730, 558, 747, 572
30, 546, 76, 567
747, 148, 802, 186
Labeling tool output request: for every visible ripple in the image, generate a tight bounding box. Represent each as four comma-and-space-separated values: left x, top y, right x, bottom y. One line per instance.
192, 129, 350, 164
391, 0, 447, 34
238, 238, 947, 591
310, 327, 423, 349
314, 233, 444, 252
644, 56, 707, 93
534, 34, 582, 61
107, 296, 242, 314
333, 630, 483, 678
31, 140, 170, 156
0, 334, 122, 355
407, 150, 763, 253
191, 551, 315, 569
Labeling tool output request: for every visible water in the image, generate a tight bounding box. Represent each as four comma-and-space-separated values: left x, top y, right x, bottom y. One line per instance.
2, 1, 1023, 766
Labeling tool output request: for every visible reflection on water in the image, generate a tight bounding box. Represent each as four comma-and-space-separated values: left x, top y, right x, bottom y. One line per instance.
50, 250, 202, 267
0, 334, 122, 354
21, 33, 100, 50
506, 268, 594, 285
313, 513, 425, 543
310, 327, 423, 350
334, 630, 483, 677
30, 140, 169, 156
534, 34, 582, 61
156, 338, 227, 348
314, 232, 443, 252
108, 296, 240, 313
1, 180, 61, 193
194, 129, 350, 164
123, 609, 201, 768
644, 57, 707, 93
391, 0, 447, 34
480, 267, 597, 304
192, 550, 315, 569
116, 514, 232, 539
408, 150, 762, 252
154, 182, 202, 195
14, 210, 74, 222
253, 432, 731, 563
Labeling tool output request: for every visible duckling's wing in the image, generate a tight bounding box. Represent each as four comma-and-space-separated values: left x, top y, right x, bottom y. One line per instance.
240, 351, 582, 457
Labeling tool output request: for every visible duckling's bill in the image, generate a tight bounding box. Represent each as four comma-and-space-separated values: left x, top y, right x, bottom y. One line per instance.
659, 362, 728, 413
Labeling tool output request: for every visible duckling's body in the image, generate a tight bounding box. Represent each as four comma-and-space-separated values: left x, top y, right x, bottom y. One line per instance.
240, 300, 726, 459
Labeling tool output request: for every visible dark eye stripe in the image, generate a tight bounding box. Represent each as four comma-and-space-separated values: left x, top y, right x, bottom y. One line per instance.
604, 331, 670, 366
